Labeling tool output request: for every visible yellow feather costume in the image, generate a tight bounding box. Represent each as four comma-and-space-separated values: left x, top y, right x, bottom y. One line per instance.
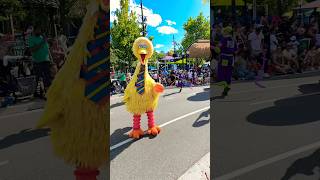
124, 37, 164, 139
36, 0, 109, 169
124, 37, 160, 114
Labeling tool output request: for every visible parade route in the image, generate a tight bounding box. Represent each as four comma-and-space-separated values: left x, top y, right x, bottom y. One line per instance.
212, 74, 320, 180
0, 86, 210, 180
110, 86, 210, 180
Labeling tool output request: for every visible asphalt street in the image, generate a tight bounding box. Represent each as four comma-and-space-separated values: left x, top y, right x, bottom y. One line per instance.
110, 86, 210, 180
212, 74, 320, 180
0, 85, 209, 180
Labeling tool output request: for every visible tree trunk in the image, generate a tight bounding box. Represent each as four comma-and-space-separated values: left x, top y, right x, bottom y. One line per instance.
10, 14, 14, 37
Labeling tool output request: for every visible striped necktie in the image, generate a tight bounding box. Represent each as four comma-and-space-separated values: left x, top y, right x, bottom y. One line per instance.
79, 6, 110, 106
135, 65, 145, 95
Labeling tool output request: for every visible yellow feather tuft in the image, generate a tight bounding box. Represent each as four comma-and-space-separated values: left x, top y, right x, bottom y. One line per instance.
36, 0, 108, 168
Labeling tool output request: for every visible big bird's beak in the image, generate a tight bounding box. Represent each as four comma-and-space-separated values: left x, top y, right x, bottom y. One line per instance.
139, 49, 147, 65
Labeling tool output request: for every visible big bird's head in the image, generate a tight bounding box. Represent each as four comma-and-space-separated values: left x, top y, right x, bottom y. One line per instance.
132, 37, 154, 65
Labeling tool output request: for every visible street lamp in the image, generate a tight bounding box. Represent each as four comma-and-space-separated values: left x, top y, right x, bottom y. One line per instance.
186, 50, 190, 70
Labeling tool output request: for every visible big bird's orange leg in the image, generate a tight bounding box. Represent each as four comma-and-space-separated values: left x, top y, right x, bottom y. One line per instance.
147, 111, 160, 136
129, 114, 144, 139
74, 167, 99, 180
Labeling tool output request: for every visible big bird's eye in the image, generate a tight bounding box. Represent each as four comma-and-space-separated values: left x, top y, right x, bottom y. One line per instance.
138, 44, 147, 49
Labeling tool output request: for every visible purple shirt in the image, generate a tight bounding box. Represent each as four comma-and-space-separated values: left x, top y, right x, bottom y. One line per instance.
220, 36, 237, 55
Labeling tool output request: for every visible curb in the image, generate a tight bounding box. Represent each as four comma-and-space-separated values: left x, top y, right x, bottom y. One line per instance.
178, 152, 210, 180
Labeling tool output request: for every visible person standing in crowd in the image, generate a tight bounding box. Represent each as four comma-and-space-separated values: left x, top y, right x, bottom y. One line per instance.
28, 24, 52, 99
119, 70, 127, 90
169, 70, 176, 87
248, 25, 268, 76
216, 26, 237, 96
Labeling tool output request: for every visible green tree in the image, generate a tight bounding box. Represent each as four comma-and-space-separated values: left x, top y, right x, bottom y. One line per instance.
111, 0, 141, 69
181, 12, 210, 51
0, 0, 25, 24
0, 0, 25, 20
150, 51, 165, 63
59, 0, 89, 32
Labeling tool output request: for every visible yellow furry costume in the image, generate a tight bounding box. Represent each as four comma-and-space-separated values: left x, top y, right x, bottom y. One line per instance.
124, 37, 164, 139
36, 0, 109, 173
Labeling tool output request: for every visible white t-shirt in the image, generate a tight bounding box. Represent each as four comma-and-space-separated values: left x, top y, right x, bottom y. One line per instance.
248, 32, 264, 51
270, 34, 278, 51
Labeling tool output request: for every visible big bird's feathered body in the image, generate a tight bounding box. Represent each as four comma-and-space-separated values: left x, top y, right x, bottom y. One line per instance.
36, 0, 109, 170
124, 63, 160, 114
124, 37, 164, 139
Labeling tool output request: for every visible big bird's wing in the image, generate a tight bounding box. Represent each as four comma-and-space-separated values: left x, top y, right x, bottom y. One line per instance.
36, 0, 99, 128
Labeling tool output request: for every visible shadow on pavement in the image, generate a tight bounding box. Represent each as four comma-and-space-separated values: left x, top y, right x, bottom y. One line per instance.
0, 128, 50, 149
163, 91, 180, 97
247, 83, 320, 126
111, 102, 125, 109
110, 127, 132, 161
298, 83, 320, 94
193, 110, 210, 127
281, 148, 320, 180
187, 91, 209, 101
110, 127, 162, 161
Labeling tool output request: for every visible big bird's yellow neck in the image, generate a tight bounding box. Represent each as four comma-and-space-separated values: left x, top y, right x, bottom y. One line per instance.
133, 62, 149, 79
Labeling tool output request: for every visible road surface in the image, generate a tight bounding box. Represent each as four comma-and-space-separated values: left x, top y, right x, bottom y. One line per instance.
212, 73, 320, 180
110, 86, 210, 180
0, 85, 210, 180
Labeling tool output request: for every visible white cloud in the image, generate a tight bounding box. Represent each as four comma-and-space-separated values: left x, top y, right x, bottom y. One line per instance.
157, 26, 178, 35
110, 0, 162, 27
154, 44, 164, 49
110, 0, 121, 22
166, 20, 176, 26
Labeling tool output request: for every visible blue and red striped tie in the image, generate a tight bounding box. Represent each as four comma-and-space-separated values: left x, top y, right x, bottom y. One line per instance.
135, 66, 145, 95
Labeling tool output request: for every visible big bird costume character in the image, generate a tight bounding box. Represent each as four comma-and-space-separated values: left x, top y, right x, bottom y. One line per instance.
36, 0, 110, 179
124, 37, 164, 139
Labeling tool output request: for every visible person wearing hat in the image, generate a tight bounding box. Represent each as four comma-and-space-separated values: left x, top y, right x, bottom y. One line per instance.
216, 26, 237, 96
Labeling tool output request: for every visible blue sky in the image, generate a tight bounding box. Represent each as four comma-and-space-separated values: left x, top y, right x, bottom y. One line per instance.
111, 0, 210, 53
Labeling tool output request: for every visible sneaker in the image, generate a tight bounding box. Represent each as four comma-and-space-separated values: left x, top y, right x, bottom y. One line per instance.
222, 87, 231, 96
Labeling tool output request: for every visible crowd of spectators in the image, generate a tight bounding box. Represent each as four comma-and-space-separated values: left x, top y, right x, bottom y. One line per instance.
212, 15, 320, 81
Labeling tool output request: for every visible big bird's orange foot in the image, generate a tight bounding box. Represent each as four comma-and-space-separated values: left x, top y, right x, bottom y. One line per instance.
129, 129, 144, 139
148, 126, 161, 136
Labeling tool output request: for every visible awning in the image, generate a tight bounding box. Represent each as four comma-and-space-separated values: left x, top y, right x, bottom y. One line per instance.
167, 59, 188, 65
293, 0, 320, 10
187, 40, 210, 59
211, 0, 245, 6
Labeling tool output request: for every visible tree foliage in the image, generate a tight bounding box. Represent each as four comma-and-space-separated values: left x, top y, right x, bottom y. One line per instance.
181, 12, 210, 51
0, 0, 25, 21
111, 0, 141, 69
150, 51, 165, 63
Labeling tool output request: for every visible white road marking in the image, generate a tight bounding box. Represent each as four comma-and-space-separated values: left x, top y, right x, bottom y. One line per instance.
178, 152, 210, 180
0, 160, 9, 167
215, 140, 320, 180
110, 106, 210, 151
0, 109, 44, 120
250, 92, 320, 105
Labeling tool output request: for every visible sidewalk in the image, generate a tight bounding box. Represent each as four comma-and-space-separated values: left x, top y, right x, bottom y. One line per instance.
178, 152, 210, 180
0, 99, 45, 117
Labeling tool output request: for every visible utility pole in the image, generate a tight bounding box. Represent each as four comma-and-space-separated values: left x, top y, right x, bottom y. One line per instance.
140, 0, 147, 36
253, 0, 257, 24
173, 35, 176, 54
